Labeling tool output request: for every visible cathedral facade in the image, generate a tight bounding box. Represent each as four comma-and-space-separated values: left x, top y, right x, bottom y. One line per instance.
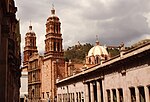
23, 7, 65, 102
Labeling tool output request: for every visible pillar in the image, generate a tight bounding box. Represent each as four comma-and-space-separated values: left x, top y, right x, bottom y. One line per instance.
61, 89, 64, 102
97, 81, 101, 102
84, 83, 89, 102
56, 42, 58, 51
110, 89, 113, 102
68, 66, 71, 76
135, 87, 140, 102
101, 79, 105, 102
78, 92, 80, 102
65, 62, 68, 77
145, 86, 150, 102
74, 92, 77, 102
90, 83, 94, 102
60, 40, 62, 51
116, 89, 120, 102
70, 93, 72, 102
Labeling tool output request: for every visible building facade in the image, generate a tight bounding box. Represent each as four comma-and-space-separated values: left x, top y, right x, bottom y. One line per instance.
28, 52, 43, 102
57, 42, 150, 102
0, 0, 21, 102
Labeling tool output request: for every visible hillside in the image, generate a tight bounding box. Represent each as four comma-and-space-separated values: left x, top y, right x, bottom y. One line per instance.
64, 43, 120, 64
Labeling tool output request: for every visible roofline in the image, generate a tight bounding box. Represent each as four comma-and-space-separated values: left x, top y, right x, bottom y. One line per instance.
57, 42, 150, 84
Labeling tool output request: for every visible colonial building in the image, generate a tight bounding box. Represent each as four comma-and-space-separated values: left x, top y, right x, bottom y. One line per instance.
0, 0, 21, 102
56, 42, 150, 102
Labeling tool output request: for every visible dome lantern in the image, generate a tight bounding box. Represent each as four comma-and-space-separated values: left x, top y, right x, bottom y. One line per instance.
51, 4, 55, 15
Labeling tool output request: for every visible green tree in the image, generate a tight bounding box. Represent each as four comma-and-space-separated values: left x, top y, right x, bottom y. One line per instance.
64, 43, 93, 63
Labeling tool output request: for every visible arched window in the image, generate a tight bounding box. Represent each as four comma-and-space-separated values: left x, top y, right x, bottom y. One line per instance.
89, 57, 91, 64
32, 89, 35, 98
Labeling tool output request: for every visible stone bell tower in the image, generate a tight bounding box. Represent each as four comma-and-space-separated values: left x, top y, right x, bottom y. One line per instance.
23, 25, 38, 66
42, 6, 65, 102
44, 6, 63, 59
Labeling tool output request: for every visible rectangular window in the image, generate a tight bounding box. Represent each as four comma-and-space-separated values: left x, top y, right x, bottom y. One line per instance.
106, 90, 111, 102
73, 93, 74, 102
42, 92, 44, 98
129, 87, 136, 102
138, 87, 146, 102
76, 92, 78, 102
118, 88, 124, 102
112, 89, 117, 102
46, 92, 49, 98
81, 92, 84, 102
88, 84, 91, 102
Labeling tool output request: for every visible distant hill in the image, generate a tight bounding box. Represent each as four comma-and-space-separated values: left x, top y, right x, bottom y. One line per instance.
64, 43, 93, 63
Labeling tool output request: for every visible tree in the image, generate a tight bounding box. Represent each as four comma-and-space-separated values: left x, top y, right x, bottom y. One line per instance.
64, 43, 93, 63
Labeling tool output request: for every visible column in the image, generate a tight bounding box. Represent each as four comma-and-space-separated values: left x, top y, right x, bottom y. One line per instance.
101, 79, 105, 102
90, 82, 94, 102
50, 41, 52, 51
110, 90, 113, 102
116, 89, 120, 102
59, 41, 62, 52
65, 62, 68, 77
75, 92, 77, 102
135, 87, 140, 102
78, 92, 80, 102
97, 81, 101, 102
84, 83, 89, 102
56, 42, 57, 51
145, 86, 150, 102
52, 40, 54, 51
62, 94, 64, 102
70, 93, 72, 102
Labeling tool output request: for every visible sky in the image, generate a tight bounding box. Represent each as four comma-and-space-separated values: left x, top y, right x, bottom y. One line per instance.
15, 0, 150, 54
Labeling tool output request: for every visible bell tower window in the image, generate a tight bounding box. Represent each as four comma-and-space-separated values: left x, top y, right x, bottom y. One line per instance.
54, 42, 56, 51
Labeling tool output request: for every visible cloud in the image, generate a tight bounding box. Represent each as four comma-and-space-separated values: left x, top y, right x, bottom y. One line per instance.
15, 0, 150, 56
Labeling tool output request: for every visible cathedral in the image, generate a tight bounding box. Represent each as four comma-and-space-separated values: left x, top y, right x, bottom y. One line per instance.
22, 7, 66, 102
